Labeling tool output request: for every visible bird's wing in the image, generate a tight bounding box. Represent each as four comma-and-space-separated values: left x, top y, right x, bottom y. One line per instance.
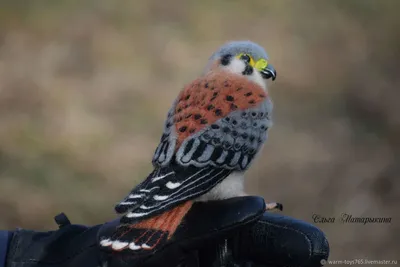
153, 71, 273, 169
115, 165, 232, 224
172, 71, 273, 170
175, 98, 272, 170
116, 71, 273, 223
152, 99, 178, 167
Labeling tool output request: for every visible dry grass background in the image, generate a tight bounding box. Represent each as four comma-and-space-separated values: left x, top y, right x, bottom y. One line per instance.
0, 0, 399, 262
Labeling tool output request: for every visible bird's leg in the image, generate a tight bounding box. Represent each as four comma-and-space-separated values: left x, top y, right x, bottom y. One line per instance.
265, 202, 283, 211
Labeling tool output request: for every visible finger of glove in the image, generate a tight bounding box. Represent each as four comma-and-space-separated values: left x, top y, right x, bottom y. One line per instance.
234, 213, 330, 267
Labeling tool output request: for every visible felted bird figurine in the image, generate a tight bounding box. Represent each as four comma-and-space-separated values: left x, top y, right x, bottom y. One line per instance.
100, 40, 280, 253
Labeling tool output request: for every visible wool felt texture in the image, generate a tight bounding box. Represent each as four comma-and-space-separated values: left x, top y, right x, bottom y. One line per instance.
101, 60, 273, 255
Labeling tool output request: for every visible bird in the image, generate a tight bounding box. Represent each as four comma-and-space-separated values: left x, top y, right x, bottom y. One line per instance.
100, 40, 279, 253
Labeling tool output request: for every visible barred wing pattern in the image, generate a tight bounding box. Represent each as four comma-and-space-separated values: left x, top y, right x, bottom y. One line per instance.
115, 165, 231, 224
116, 72, 273, 223
152, 99, 178, 167
175, 99, 272, 170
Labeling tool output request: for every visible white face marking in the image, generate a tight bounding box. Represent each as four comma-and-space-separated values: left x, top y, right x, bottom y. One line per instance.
247, 68, 267, 91
222, 57, 267, 91
223, 57, 247, 74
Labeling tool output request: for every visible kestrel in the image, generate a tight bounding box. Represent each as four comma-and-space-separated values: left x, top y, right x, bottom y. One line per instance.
100, 40, 278, 254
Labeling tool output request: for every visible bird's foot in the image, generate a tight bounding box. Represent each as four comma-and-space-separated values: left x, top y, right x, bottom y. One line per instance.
265, 202, 283, 212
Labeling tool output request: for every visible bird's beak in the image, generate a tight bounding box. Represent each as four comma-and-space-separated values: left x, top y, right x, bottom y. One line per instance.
260, 64, 276, 81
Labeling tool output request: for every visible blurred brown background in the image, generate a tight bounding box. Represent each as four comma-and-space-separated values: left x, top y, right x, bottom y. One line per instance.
0, 0, 399, 262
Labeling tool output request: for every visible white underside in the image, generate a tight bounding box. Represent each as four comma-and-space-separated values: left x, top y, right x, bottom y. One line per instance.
195, 172, 246, 202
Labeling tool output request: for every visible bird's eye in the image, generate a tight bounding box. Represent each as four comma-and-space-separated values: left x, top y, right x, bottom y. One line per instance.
240, 54, 251, 63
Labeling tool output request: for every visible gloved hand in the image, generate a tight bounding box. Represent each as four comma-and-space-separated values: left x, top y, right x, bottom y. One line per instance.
2, 196, 329, 267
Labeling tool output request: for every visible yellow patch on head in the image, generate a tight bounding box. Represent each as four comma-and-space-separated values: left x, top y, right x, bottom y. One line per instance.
236, 53, 268, 71
254, 58, 268, 71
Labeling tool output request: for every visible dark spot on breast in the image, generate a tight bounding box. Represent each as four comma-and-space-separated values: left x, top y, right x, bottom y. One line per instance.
236, 87, 243, 91
245, 92, 253, 97
230, 104, 238, 110
184, 104, 190, 109
224, 117, 231, 122
207, 104, 214, 110
210, 96, 217, 101
185, 95, 190, 100
215, 109, 223, 116
166, 122, 172, 128
213, 92, 218, 97
240, 122, 247, 128
232, 131, 238, 137
185, 114, 192, 119
211, 124, 220, 130
200, 119, 208, 124
253, 122, 258, 127
194, 114, 201, 120
226, 95, 234, 101
249, 135, 255, 142
232, 120, 238, 126
234, 143, 242, 150
249, 100, 256, 104
189, 128, 196, 133
251, 112, 257, 117
205, 83, 209, 88
241, 133, 249, 139
179, 126, 187, 132
259, 94, 266, 98
177, 108, 182, 113
241, 112, 247, 118
258, 137, 263, 143
249, 148, 256, 154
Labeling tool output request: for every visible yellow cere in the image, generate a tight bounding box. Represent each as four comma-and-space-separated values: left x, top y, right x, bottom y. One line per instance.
255, 58, 268, 71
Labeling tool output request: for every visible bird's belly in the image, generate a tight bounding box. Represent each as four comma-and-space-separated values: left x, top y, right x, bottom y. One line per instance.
195, 171, 245, 202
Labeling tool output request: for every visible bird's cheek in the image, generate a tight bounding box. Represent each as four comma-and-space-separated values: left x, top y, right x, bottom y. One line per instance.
205, 60, 223, 73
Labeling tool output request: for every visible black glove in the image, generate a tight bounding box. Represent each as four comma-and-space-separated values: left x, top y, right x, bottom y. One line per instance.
2, 197, 329, 267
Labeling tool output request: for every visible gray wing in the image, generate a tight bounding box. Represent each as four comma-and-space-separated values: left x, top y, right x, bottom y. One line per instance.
152, 100, 178, 167
175, 98, 273, 171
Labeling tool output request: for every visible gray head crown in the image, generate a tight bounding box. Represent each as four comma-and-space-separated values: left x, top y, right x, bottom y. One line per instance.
209, 40, 269, 62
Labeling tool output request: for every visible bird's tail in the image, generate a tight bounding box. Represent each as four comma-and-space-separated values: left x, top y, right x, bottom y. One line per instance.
100, 201, 193, 253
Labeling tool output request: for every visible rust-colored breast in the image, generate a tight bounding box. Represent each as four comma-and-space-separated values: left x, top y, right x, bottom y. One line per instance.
173, 71, 267, 147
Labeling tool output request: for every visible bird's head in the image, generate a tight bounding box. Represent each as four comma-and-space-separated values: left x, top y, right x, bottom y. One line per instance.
205, 41, 276, 90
